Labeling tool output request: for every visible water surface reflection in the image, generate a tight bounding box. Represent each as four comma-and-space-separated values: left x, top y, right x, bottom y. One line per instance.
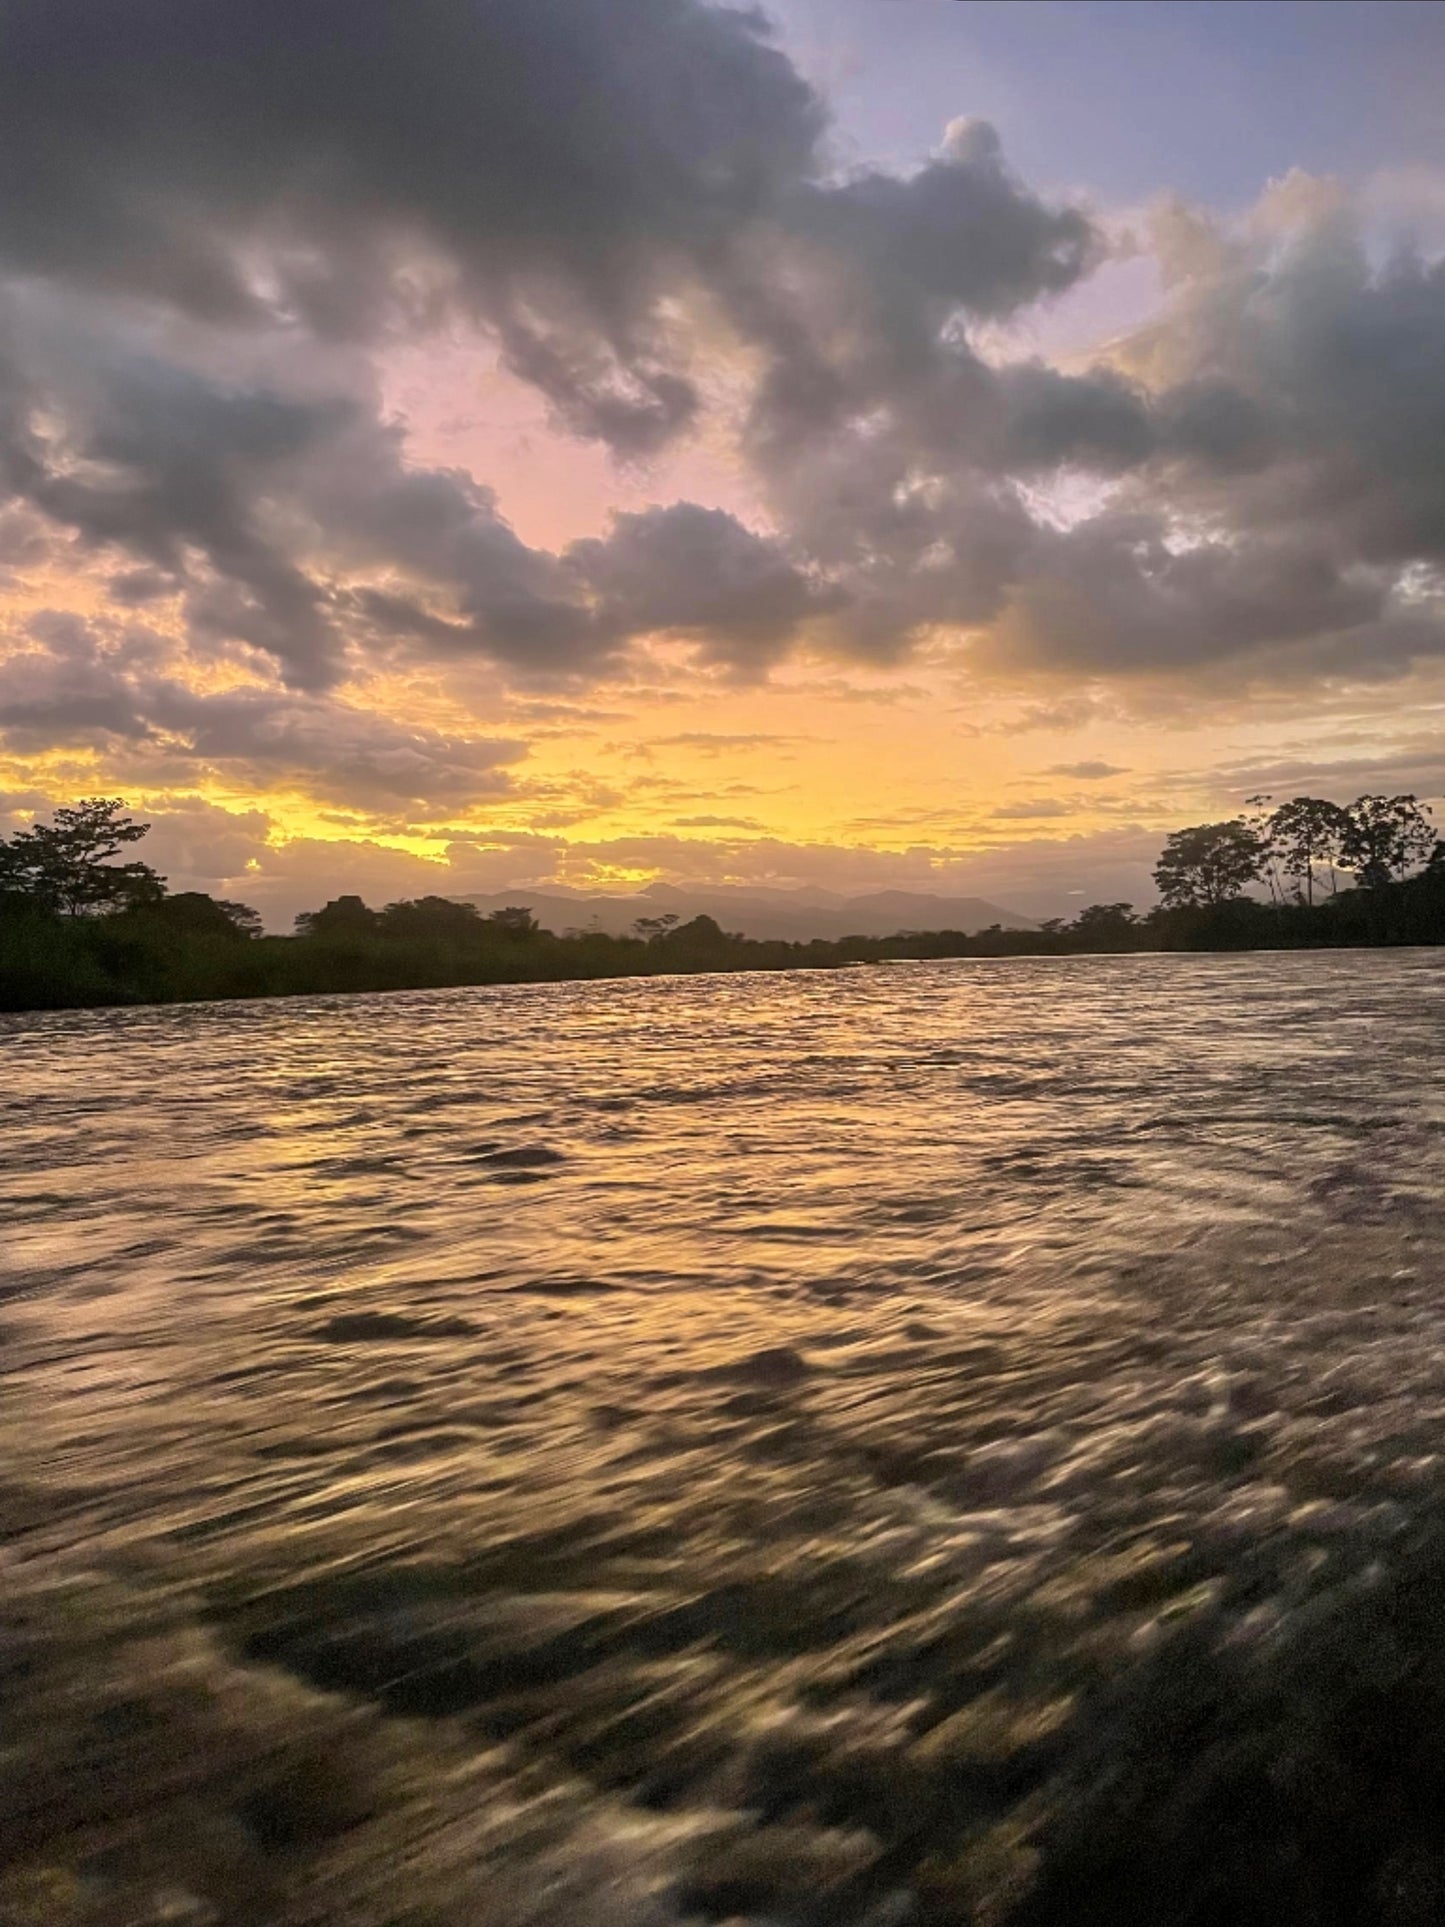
5, 953, 1445, 1923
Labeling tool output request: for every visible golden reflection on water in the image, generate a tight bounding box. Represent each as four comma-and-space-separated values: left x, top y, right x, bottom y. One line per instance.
6, 953, 1445, 1923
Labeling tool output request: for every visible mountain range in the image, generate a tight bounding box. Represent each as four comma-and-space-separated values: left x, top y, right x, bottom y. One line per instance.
459, 883, 1037, 942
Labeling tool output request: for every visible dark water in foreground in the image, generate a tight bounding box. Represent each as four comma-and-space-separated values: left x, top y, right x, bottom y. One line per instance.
6, 953, 1445, 1925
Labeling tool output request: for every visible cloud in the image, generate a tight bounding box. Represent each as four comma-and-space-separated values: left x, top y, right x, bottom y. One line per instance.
669, 814, 767, 830
134, 797, 274, 889
982, 509, 1444, 685
0, 286, 843, 689
991, 796, 1072, 819
1045, 759, 1130, 778
976, 188, 1445, 682
740, 176, 1445, 690
567, 504, 838, 675
503, 699, 633, 726
0, 612, 527, 811
0, 0, 1122, 695
0, 0, 1093, 453
1206, 744, 1445, 805
640, 731, 815, 755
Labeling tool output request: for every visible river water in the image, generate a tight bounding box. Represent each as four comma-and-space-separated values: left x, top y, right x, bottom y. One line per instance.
5, 952, 1445, 1925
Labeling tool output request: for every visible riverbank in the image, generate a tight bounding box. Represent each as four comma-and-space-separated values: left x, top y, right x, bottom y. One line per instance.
5, 869, 1445, 1013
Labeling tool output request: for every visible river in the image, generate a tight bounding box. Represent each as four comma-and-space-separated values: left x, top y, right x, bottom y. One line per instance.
5, 951, 1445, 1924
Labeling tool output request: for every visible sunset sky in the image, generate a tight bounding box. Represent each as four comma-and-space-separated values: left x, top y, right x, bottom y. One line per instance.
2, 0, 1444, 922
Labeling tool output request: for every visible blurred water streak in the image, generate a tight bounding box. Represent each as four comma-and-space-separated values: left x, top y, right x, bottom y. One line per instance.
5, 952, 1445, 1924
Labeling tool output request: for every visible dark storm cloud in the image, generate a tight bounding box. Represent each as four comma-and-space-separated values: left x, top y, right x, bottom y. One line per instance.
0, 505, 55, 572
322, 443, 833, 672
0, 0, 1091, 458
567, 504, 839, 674
147, 686, 525, 809
107, 568, 182, 608
804, 120, 1095, 320
998, 364, 1156, 474
0, 0, 821, 318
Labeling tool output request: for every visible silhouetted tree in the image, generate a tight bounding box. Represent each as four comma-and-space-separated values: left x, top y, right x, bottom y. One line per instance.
1153, 820, 1266, 907
1242, 794, 1288, 904
658, 914, 739, 957
130, 892, 262, 939
1070, 902, 1137, 947
633, 913, 680, 941
219, 900, 264, 939
1338, 794, 1435, 888
1266, 796, 1352, 903
485, 905, 538, 939
294, 894, 379, 938
0, 797, 164, 916
379, 895, 484, 941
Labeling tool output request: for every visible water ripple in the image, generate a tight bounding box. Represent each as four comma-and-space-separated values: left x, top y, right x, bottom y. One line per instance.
4, 952, 1445, 1923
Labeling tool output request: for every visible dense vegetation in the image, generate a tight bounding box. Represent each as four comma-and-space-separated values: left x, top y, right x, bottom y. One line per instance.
2, 793, 1444, 1012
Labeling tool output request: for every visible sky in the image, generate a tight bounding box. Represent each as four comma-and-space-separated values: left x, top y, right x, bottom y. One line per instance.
2, 0, 1444, 924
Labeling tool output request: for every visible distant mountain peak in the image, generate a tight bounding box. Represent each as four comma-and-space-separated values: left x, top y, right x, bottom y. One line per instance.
460, 884, 1036, 941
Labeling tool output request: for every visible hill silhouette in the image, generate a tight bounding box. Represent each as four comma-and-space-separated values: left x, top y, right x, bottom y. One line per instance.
458, 884, 1038, 941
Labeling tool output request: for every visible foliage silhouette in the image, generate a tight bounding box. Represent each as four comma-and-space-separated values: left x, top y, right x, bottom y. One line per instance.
378, 896, 485, 942
1066, 902, 1138, 949
1262, 796, 1351, 904
124, 893, 263, 940
633, 912, 681, 941
1153, 821, 1267, 908
1337, 793, 1435, 889
294, 895, 380, 939
0, 797, 164, 917
485, 905, 540, 939
5, 792, 1445, 1011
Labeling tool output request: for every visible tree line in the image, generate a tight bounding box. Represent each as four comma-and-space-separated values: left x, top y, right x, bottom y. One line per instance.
1150, 793, 1437, 908
3, 793, 1445, 1012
